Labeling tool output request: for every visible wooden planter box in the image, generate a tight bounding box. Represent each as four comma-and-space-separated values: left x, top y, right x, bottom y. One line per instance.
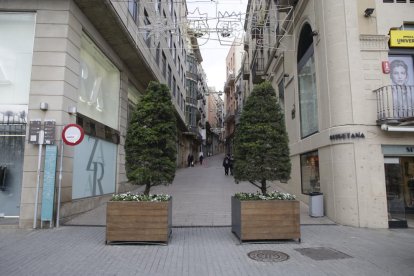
231, 196, 301, 242
106, 199, 172, 244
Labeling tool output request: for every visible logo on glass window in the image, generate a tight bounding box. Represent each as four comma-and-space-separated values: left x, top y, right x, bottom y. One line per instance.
79, 60, 104, 112
86, 137, 105, 196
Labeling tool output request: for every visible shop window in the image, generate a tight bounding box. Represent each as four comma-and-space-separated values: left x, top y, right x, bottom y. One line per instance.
79, 33, 120, 130
300, 150, 320, 194
0, 13, 35, 105
297, 23, 318, 138
72, 135, 117, 199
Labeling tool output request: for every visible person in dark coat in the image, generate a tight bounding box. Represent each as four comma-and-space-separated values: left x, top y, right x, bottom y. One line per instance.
187, 153, 194, 167
229, 154, 234, 176
223, 154, 230, 175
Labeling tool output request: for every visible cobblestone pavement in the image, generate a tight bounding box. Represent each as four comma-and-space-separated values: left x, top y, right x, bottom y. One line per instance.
1, 154, 414, 275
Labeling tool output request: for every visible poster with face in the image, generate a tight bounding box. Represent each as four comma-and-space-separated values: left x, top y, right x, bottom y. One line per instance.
389, 55, 414, 86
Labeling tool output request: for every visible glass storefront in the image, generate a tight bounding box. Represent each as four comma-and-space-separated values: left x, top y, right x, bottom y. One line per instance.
384, 157, 414, 228
72, 135, 117, 199
0, 12, 35, 217
78, 33, 120, 130
73, 32, 121, 199
300, 150, 320, 194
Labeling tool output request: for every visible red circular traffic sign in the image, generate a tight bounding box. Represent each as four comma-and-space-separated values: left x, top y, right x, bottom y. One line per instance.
62, 124, 84, 146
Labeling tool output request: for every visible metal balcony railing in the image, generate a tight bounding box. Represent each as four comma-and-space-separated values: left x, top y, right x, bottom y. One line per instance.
373, 85, 414, 123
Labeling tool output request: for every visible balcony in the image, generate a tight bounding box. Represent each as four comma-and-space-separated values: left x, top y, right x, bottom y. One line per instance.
224, 73, 235, 93
251, 57, 265, 84
186, 97, 197, 106
373, 85, 414, 125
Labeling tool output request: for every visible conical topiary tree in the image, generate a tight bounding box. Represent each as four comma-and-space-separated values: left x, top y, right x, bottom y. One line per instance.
233, 81, 291, 194
125, 81, 177, 195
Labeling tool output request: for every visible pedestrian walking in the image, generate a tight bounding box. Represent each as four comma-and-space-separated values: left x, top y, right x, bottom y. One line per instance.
223, 154, 230, 175
199, 151, 204, 165
187, 153, 194, 167
229, 154, 234, 176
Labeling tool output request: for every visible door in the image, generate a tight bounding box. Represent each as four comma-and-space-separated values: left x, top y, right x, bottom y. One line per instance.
0, 123, 25, 217
384, 157, 407, 228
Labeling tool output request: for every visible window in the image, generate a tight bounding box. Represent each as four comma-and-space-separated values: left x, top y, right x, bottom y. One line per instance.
162, 51, 166, 78
155, 0, 161, 14
79, 33, 120, 130
173, 77, 176, 97
128, 0, 138, 22
156, 43, 160, 65
297, 23, 318, 138
169, 31, 173, 50
0, 13, 36, 106
173, 43, 176, 64
177, 87, 180, 104
278, 78, 285, 112
168, 65, 172, 88
169, 0, 173, 15
178, 57, 181, 73
144, 9, 151, 46
300, 151, 320, 194
127, 84, 141, 126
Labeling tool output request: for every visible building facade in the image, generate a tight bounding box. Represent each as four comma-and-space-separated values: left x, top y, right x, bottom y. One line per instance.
243, 0, 414, 228
0, 0, 197, 228
224, 40, 244, 154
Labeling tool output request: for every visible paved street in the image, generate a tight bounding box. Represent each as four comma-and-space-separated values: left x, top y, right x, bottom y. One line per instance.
1, 154, 414, 275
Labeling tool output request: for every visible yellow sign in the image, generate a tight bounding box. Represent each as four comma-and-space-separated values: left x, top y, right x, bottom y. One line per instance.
390, 30, 414, 48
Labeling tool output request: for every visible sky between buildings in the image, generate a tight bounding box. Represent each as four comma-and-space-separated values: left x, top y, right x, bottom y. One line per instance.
186, 0, 248, 91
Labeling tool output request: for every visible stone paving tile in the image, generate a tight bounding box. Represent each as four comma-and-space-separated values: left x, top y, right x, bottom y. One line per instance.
0, 225, 413, 275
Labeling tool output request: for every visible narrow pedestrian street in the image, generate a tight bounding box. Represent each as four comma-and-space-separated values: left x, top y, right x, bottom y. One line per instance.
1, 154, 414, 275
65, 153, 333, 227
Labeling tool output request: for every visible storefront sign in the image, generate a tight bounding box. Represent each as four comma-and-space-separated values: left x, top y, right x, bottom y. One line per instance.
329, 132, 365, 141
390, 30, 414, 48
382, 145, 414, 156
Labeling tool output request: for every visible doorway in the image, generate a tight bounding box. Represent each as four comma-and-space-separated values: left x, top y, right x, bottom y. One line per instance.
384, 157, 414, 228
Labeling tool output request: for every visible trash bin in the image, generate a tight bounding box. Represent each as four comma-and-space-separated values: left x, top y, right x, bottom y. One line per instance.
309, 192, 323, 217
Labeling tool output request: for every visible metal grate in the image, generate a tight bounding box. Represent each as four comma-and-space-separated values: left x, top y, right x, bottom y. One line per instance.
295, 247, 352, 261
247, 250, 289, 262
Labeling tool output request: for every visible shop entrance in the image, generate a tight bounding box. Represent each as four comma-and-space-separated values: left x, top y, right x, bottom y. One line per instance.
0, 123, 26, 218
384, 157, 414, 228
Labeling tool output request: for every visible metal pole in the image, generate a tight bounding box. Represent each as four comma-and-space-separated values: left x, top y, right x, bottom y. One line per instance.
56, 139, 64, 227
33, 130, 44, 229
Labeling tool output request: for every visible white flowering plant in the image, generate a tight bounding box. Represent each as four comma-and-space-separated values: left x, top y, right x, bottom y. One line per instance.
111, 192, 171, 202
234, 191, 296, 201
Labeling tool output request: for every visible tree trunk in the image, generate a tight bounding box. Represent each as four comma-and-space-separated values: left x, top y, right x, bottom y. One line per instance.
261, 178, 267, 195
144, 183, 151, 195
